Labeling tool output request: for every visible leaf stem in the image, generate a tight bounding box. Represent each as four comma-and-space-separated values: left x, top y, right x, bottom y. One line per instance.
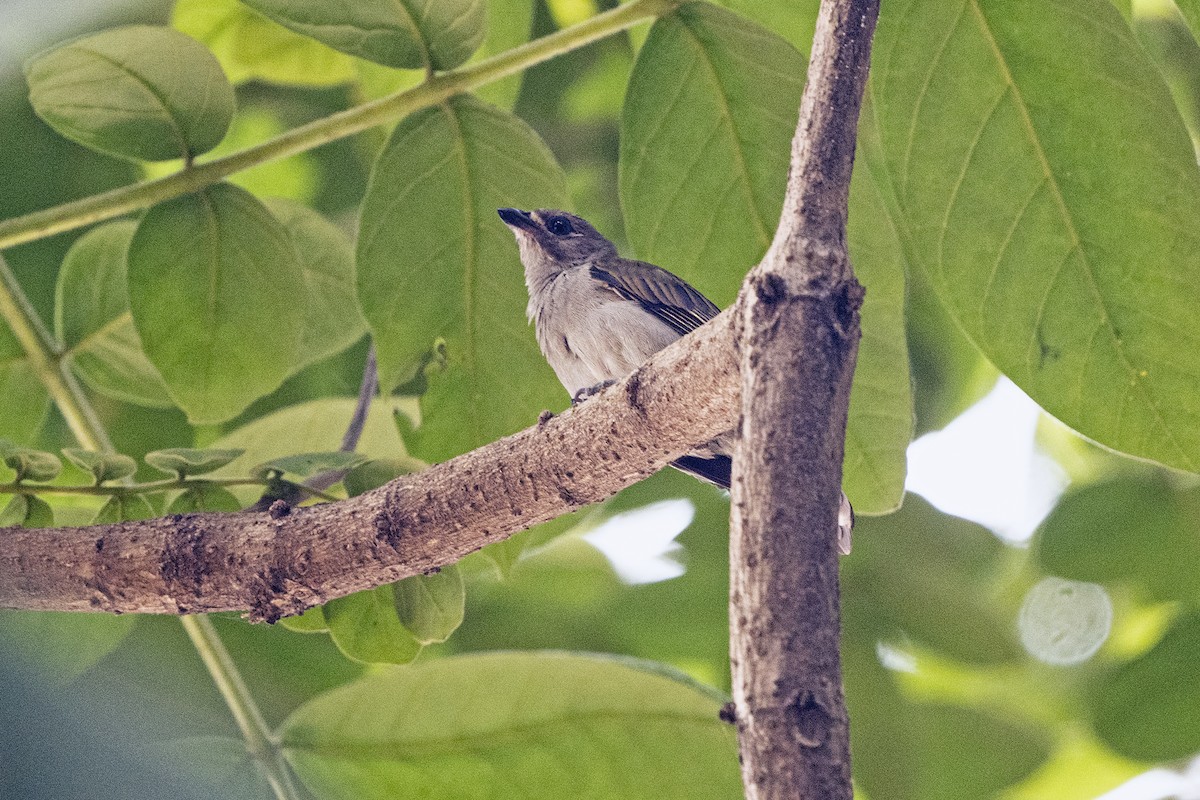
180, 615, 302, 800
0, 0, 679, 253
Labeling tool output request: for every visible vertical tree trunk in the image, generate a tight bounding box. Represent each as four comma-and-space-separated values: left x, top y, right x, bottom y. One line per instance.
729, 0, 880, 797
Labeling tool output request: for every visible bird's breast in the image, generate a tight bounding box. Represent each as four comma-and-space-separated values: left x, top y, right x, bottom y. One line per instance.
532, 273, 679, 396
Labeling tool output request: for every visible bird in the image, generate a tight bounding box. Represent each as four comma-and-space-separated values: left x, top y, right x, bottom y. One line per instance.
498, 207, 852, 553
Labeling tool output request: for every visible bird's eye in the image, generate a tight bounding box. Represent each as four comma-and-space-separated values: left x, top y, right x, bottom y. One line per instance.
546, 216, 574, 236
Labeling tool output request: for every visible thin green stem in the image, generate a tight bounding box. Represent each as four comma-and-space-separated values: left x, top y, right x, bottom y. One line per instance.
0, 0, 678, 253
181, 616, 303, 800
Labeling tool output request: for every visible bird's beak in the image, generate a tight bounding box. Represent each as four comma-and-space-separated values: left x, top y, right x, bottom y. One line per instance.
498, 207, 537, 231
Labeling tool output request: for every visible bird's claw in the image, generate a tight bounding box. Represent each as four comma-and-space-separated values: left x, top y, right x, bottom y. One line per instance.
571, 380, 616, 405
837, 492, 854, 555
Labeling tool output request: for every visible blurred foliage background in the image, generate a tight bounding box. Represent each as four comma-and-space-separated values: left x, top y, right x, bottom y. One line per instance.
2, 0, 1200, 798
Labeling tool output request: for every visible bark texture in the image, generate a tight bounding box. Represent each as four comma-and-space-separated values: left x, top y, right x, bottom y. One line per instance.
729, 0, 880, 798
0, 314, 737, 618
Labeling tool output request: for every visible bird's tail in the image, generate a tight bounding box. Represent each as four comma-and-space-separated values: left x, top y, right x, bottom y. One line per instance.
671, 455, 732, 489
671, 455, 855, 554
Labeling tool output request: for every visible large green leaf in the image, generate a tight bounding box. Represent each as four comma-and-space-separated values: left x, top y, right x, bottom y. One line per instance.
127, 183, 305, 423
156, 736, 272, 800
1034, 475, 1200, 603
1092, 612, 1200, 760
280, 652, 739, 800
620, 2, 802, 305
0, 611, 136, 684
0, 323, 49, 442
621, 3, 910, 511
1172, 0, 1200, 47
24, 26, 235, 161
870, 0, 1200, 472
843, 160, 912, 514
844, 495, 1022, 664
357, 94, 567, 460
55, 220, 173, 408
239, 0, 486, 71
264, 198, 367, 371
713, 0, 821, 55
173, 0, 357, 86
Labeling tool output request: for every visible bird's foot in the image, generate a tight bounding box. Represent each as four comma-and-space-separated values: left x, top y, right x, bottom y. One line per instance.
571, 380, 616, 405
837, 492, 854, 555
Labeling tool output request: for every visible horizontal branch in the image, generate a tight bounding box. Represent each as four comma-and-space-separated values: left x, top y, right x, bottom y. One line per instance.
0, 312, 738, 619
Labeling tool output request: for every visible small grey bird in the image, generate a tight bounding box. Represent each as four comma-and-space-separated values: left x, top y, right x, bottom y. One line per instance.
499, 208, 852, 552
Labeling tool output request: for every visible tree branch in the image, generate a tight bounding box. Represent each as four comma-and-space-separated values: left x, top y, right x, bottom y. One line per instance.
728, 0, 879, 798
0, 313, 738, 619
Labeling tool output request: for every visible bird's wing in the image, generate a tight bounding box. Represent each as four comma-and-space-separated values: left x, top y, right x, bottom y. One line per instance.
589, 259, 721, 337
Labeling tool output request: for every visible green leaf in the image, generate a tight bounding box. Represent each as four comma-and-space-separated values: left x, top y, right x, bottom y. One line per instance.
128, 182, 305, 423
1173, 0, 1200, 46
157, 736, 273, 800
92, 494, 155, 524
357, 94, 568, 460
62, 448, 138, 484
843, 160, 913, 514
392, 566, 464, 645
173, 0, 357, 86
0, 495, 54, 527
713, 0, 820, 55
239, 0, 486, 71
167, 483, 243, 513
0, 439, 62, 483
323, 585, 423, 665
264, 199, 367, 371
1035, 475, 1200, 602
619, 2, 804, 305
24, 25, 235, 161
145, 448, 245, 478
469, 0, 533, 108
870, 0, 1200, 472
252, 451, 367, 481
279, 605, 329, 634
208, 397, 419, 504
0, 348, 50, 442
55, 220, 174, 408
1092, 612, 1200, 760
0, 496, 27, 527
909, 703, 1051, 799
845, 495, 1022, 664
281, 652, 738, 800
342, 458, 414, 497
0, 611, 136, 684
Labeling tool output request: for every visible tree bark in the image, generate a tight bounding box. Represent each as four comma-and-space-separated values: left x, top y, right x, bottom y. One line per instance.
0, 313, 737, 618
729, 0, 879, 798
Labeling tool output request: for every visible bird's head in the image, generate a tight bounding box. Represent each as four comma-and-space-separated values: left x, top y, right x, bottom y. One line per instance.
498, 208, 617, 277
